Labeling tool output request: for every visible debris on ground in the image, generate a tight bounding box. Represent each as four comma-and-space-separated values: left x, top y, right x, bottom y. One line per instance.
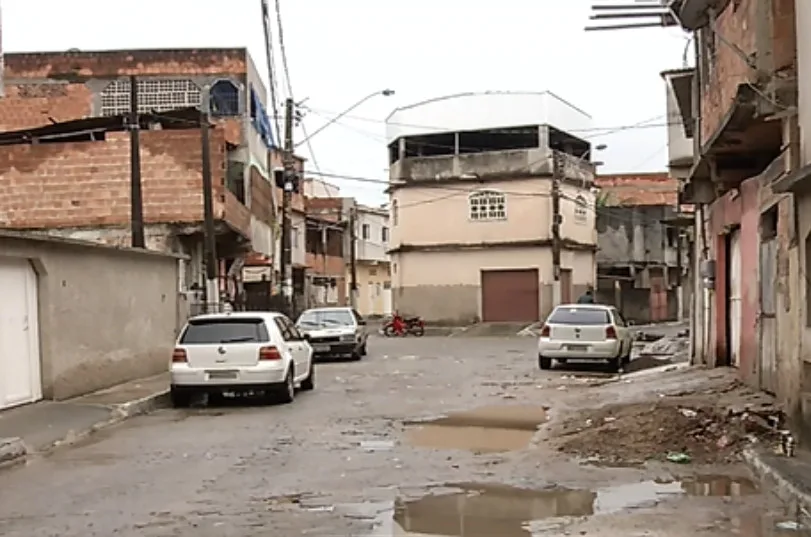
552, 391, 783, 466
638, 334, 690, 358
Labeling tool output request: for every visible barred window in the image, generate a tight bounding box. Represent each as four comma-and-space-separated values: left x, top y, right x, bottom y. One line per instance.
469, 190, 506, 221
100, 78, 202, 116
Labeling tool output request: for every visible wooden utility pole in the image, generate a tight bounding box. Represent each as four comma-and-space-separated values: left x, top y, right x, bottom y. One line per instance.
129, 75, 145, 249
281, 98, 296, 316
200, 86, 219, 310
349, 206, 358, 308
551, 151, 563, 307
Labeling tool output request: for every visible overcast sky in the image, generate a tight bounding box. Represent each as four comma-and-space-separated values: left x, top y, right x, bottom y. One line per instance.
3, 0, 693, 205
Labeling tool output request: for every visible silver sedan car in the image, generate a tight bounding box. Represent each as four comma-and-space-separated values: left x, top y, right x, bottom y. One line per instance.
295, 307, 369, 361
537, 304, 633, 371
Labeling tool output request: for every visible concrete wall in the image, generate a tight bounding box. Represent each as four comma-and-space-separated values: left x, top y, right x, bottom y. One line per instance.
597, 205, 679, 265
0, 231, 183, 400
356, 206, 390, 262
352, 262, 392, 316
391, 247, 593, 324
390, 178, 594, 250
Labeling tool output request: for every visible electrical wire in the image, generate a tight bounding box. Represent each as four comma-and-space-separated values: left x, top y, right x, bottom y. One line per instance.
272, 0, 325, 179
300, 107, 672, 137
260, 0, 282, 143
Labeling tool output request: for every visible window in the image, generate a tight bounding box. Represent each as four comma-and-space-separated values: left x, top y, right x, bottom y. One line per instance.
293, 227, 300, 249
574, 195, 588, 223
392, 201, 399, 226
297, 309, 355, 328
274, 317, 303, 341
180, 318, 269, 344
468, 190, 506, 221
382, 226, 389, 242
362, 223, 370, 240
210, 80, 240, 116
100, 78, 202, 116
547, 307, 610, 325
612, 309, 628, 327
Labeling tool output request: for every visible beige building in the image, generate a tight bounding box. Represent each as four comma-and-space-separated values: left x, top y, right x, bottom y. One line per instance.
386, 92, 598, 324
351, 204, 392, 317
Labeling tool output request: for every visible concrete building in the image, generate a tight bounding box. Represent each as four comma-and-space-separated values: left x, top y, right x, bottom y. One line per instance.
0, 231, 183, 409
305, 197, 349, 308
353, 204, 392, 317
386, 92, 598, 324
595, 173, 689, 323
665, 0, 801, 430
0, 48, 278, 307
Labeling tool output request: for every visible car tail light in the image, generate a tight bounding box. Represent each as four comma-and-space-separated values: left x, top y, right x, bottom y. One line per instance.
540, 324, 551, 337
259, 346, 282, 361
605, 326, 618, 339
171, 348, 187, 363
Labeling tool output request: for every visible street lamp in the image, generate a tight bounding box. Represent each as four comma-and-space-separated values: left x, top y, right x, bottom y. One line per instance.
295, 88, 395, 148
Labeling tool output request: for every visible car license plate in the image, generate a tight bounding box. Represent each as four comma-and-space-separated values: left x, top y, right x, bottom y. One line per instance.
566, 344, 588, 352
313, 344, 330, 352
207, 370, 238, 380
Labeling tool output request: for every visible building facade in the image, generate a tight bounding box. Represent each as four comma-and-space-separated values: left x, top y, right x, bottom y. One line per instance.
352, 204, 392, 317
305, 197, 350, 308
386, 92, 598, 324
0, 48, 278, 308
663, 0, 803, 432
595, 173, 689, 324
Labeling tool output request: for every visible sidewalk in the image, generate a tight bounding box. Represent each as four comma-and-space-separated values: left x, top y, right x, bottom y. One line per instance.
0, 373, 169, 468
745, 447, 811, 523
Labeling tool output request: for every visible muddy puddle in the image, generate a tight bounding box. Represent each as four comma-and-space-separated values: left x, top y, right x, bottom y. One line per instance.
354, 476, 759, 536
404, 405, 548, 453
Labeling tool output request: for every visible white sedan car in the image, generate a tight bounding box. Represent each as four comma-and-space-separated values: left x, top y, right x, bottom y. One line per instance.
170, 311, 314, 407
537, 304, 633, 371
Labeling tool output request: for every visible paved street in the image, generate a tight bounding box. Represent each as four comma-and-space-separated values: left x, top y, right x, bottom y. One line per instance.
0, 335, 804, 536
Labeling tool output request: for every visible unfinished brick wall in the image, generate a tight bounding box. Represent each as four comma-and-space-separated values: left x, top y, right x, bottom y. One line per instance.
699, 0, 758, 146
250, 164, 275, 225
1, 49, 248, 142
0, 128, 242, 232
4, 48, 248, 78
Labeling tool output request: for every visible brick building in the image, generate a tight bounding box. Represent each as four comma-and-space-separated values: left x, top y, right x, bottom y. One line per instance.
0, 47, 279, 306
305, 196, 350, 307
653, 0, 803, 432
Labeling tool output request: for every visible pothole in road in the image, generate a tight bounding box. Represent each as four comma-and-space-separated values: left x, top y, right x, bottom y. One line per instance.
403, 405, 549, 453
381, 476, 759, 536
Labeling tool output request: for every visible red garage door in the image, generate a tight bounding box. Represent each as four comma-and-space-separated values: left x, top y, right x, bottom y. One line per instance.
481, 269, 539, 322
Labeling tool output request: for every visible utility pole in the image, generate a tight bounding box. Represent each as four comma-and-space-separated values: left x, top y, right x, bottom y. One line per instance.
129, 75, 145, 248
349, 206, 358, 309
200, 86, 219, 311
551, 150, 563, 307
280, 98, 296, 316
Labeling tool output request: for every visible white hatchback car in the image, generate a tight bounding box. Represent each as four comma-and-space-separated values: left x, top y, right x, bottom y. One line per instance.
170, 311, 314, 407
537, 304, 633, 371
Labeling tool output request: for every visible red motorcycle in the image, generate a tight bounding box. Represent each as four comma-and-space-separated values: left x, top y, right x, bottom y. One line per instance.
383, 312, 425, 337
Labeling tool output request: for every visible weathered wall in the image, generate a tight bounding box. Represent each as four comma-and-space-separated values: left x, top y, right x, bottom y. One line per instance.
353, 263, 392, 317
0, 129, 250, 238
390, 178, 594, 249
0, 232, 182, 400
392, 247, 593, 324
597, 205, 678, 265
0, 49, 248, 143
708, 177, 760, 380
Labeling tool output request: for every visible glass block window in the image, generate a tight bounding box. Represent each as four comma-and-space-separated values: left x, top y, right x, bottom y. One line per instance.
100, 78, 202, 116
469, 190, 506, 221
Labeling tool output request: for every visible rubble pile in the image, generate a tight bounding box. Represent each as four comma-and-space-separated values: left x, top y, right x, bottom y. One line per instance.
553, 397, 782, 466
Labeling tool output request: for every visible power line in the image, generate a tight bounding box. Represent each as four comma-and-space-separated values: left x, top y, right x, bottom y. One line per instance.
301, 107, 671, 136
260, 0, 282, 142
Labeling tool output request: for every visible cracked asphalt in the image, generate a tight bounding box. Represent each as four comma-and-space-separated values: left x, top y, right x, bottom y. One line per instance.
0, 335, 805, 536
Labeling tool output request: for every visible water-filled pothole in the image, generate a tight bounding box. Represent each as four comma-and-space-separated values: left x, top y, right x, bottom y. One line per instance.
404, 405, 549, 453
388, 476, 758, 536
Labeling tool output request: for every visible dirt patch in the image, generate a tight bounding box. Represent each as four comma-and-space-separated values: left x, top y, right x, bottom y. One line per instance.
552, 398, 780, 466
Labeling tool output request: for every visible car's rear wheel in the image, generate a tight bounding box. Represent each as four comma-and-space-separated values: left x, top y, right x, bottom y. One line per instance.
275, 368, 295, 404
301, 361, 315, 391
538, 356, 552, 370
170, 386, 192, 408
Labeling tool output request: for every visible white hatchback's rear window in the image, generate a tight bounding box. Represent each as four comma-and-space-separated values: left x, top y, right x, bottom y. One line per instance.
181, 318, 270, 344
547, 308, 610, 325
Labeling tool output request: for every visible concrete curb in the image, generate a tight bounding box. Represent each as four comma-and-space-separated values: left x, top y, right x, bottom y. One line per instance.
1, 389, 170, 470
743, 448, 811, 515
0, 437, 26, 469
